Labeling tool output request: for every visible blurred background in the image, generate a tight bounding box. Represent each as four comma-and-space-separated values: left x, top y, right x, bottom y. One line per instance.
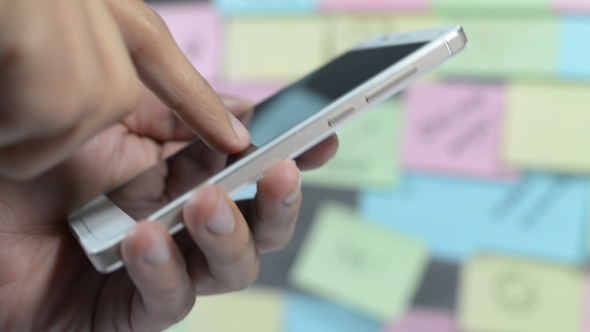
145, 0, 590, 331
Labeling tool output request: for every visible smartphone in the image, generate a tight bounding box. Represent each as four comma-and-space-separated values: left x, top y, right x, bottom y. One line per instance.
69, 26, 467, 273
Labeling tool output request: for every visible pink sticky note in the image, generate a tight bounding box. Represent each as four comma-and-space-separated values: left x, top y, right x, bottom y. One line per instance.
210, 82, 285, 104
552, 0, 590, 13
384, 308, 459, 332
151, 3, 221, 81
320, 0, 430, 11
403, 83, 516, 179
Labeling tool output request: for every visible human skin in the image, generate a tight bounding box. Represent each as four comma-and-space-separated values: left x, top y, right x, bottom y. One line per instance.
0, 88, 339, 331
0, 0, 252, 179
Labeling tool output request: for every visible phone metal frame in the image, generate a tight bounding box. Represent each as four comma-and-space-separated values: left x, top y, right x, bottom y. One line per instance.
69, 25, 468, 273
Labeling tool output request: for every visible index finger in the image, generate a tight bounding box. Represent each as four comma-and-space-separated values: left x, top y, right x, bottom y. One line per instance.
106, 0, 251, 154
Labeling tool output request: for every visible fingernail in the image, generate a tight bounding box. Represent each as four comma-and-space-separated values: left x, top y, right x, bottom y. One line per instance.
283, 175, 302, 206
230, 113, 251, 145
221, 95, 253, 112
207, 191, 236, 236
145, 231, 170, 266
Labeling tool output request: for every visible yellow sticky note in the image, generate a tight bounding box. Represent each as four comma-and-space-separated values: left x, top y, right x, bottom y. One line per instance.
165, 286, 284, 332
289, 202, 429, 322
302, 99, 401, 190
326, 14, 439, 57
503, 82, 590, 173
439, 17, 560, 79
458, 254, 584, 332
224, 17, 325, 82
326, 15, 440, 83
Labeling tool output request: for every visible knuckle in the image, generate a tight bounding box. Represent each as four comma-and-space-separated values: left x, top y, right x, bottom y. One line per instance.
255, 233, 291, 253
167, 291, 196, 325
220, 247, 260, 292
134, 6, 170, 50
228, 267, 259, 292
251, 207, 297, 253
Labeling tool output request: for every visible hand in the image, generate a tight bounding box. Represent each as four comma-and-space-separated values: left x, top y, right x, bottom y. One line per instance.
0, 87, 338, 331
0, 0, 250, 179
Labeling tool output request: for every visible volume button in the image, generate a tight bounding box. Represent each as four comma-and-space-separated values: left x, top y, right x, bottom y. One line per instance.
365, 66, 418, 103
328, 106, 356, 127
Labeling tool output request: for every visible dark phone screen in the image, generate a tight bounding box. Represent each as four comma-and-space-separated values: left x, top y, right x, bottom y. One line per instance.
107, 42, 426, 220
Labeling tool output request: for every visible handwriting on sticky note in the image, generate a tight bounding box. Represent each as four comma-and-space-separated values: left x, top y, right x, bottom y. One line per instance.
385, 308, 460, 332
289, 202, 428, 322
360, 172, 589, 263
320, 0, 429, 12
403, 83, 515, 179
302, 100, 400, 190
503, 82, 590, 172
215, 0, 316, 14
165, 286, 284, 332
439, 17, 559, 79
224, 17, 325, 82
459, 255, 584, 332
151, 3, 221, 81
286, 292, 382, 332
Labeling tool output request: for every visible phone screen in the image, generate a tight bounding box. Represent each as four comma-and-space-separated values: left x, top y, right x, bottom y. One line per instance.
107, 42, 427, 220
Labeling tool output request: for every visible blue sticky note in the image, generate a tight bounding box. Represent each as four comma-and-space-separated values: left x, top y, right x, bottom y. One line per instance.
559, 16, 590, 79
285, 291, 381, 332
215, 0, 316, 14
360, 173, 588, 264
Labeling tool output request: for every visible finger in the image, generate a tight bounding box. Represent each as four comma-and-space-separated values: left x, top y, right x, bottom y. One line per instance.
106, 0, 251, 154
182, 185, 260, 295
121, 221, 196, 331
294, 134, 339, 171
0, 0, 141, 180
122, 86, 254, 143
238, 160, 302, 253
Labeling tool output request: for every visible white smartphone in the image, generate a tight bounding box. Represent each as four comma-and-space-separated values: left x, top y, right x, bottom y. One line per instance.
69, 26, 467, 273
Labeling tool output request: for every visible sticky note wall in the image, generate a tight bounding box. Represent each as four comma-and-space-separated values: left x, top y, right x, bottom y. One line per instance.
150, 1, 590, 331
360, 173, 589, 263
224, 17, 326, 82
289, 203, 428, 322
303, 100, 401, 189
403, 83, 515, 179
458, 255, 584, 332
503, 83, 590, 172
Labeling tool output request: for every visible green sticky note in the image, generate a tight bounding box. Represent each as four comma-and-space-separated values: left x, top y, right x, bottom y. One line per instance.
165, 286, 284, 332
224, 17, 326, 82
289, 202, 429, 322
503, 82, 590, 173
439, 17, 559, 79
302, 100, 401, 190
436, 0, 550, 14
458, 254, 584, 332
